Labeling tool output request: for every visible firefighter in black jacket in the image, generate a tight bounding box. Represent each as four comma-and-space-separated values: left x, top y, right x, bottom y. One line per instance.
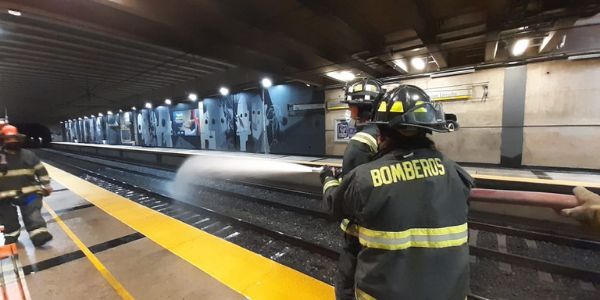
0, 125, 53, 246
324, 79, 385, 300
322, 85, 471, 299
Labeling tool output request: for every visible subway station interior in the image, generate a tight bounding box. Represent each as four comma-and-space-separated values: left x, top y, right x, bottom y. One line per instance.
0, 0, 599, 299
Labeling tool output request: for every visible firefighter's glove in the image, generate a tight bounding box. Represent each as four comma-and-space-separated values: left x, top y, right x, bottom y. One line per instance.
41, 185, 53, 196
561, 187, 600, 228
320, 166, 335, 184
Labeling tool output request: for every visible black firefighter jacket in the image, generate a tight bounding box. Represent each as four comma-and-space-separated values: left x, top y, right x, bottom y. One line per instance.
323, 147, 473, 300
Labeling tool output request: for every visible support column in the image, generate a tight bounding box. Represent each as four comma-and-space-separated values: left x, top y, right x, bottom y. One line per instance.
500, 65, 527, 167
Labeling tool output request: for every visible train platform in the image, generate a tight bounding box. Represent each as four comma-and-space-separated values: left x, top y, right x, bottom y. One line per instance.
12, 163, 332, 299
51, 142, 600, 192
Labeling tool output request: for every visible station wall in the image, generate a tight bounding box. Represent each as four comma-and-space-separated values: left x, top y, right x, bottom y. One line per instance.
61, 83, 325, 156
325, 59, 600, 170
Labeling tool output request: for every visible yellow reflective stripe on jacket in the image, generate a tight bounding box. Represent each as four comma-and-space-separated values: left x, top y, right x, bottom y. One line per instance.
340, 219, 359, 236
323, 178, 340, 193
0, 168, 35, 177
356, 223, 468, 250
356, 288, 376, 300
21, 185, 44, 194
351, 132, 377, 153
34, 163, 45, 171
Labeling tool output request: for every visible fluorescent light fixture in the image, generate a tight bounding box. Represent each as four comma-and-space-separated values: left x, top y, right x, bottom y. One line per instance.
164, 98, 172, 105
219, 87, 229, 96
430, 68, 475, 78
306, 83, 310, 87
325, 71, 355, 82
78, 117, 83, 120
261, 77, 273, 88
567, 53, 600, 61
107, 110, 113, 115
90, 115, 95, 118
119, 109, 123, 113
511, 38, 530, 56
131, 106, 136, 111
393, 59, 409, 72
98, 113, 103, 117
7, 10, 21, 16
410, 57, 426, 70
145, 102, 152, 109
188, 93, 198, 101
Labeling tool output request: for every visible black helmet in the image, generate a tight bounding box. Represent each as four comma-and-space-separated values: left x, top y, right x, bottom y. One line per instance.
343, 78, 384, 105
371, 85, 458, 133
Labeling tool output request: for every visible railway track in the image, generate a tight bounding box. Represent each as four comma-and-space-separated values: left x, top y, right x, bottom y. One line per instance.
40, 150, 600, 298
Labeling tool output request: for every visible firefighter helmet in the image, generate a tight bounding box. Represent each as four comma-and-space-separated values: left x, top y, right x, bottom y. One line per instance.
0, 124, 25, 140
371, 85, 458, 133
343, 78, 384, 105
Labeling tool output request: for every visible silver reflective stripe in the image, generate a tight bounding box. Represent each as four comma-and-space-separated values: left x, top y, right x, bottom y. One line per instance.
38, 175, 51, 182
356, 223, 469, 250
34, 163, 45, 171
29, 227, 48, 237
4, 230, 20, 237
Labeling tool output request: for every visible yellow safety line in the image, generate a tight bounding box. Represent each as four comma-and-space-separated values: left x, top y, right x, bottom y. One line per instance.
42, 202, 134, 300
44, 163, 334, 300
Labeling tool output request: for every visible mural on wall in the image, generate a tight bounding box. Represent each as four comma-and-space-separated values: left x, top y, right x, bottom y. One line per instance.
94, 116, 106, 143
199, 98, 235, 150
106, 113, 121, 145
119, 112, 134, 144
60, 83, 326, 156
138, 109, 156, 146
172, 109, 199, 136
155, 106, 173, 148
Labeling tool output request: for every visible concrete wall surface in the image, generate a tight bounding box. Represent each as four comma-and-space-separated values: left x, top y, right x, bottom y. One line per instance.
324, 58, 600, 169
523, 59, 600, 168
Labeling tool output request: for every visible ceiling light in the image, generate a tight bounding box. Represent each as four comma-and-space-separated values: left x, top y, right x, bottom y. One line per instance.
7, 10, 21, 16
188, 93, 198, 101
164, 98, 172, 105
98, 113, 103, 117
145, 102, 152, 109
90, 115, 95, 118
410, 57, 426, 70
325, 71, 355, 82
119, 109, 123, 113
261, 78, 272, 88
393, 59, 409, 72
306, 83, 310, 87
107, 110, 113, 115
219, 87, 229, 96
511, 38, 530, 56
131, 106, 136, 111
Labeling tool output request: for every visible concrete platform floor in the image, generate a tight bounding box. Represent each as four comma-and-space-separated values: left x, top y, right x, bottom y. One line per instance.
17, 181, 245, 299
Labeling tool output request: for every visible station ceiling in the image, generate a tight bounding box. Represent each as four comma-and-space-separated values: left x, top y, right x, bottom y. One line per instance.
0, 0, 598, 124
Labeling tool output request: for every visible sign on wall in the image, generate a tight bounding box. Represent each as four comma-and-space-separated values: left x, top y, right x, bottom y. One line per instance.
334, 118, 357, 143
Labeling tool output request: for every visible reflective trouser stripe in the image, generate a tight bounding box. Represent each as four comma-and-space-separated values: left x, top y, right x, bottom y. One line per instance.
351, 132, 378, 153
323, 178, 340, 193
356, 288, 376, 300
4, 230, 20, 237
34, 163, 45, 171
355, 223, 468, 250
29, 227, 48, 237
